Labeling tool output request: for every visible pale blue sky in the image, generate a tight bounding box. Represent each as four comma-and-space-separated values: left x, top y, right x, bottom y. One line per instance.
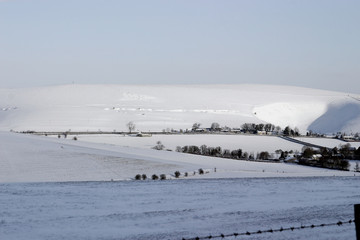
1, 0, 359, 93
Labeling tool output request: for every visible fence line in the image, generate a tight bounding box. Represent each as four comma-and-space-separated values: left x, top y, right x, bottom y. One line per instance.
182, 219, 355, 240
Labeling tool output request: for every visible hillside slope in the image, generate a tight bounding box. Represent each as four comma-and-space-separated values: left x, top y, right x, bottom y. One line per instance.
0, 84, 359, 134
0, 132, 357, 183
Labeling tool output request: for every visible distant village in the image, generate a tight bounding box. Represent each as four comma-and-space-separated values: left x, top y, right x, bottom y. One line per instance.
158, 122, 360, 142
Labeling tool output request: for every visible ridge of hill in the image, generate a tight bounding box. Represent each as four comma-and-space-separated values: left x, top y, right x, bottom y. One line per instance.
1, 84, 359, 134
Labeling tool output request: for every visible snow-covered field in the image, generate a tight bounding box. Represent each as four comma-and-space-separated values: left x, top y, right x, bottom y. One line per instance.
77, 134, 305, 153
1, 132, 359, 183
1, 177, 359, 240
294, 136, 360, 149
76, 133, 360, 172
1, 84, 360, 134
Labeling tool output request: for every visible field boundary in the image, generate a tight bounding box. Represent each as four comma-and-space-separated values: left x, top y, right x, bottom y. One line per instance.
182, 219, 356, 240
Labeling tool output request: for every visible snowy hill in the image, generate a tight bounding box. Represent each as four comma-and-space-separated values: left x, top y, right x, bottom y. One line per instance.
1, 84, 360, 134
1, 84, 360, 183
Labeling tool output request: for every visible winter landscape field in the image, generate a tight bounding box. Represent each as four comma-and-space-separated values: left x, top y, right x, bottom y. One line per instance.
1, 177, 359, 240
1, 84, 360, 239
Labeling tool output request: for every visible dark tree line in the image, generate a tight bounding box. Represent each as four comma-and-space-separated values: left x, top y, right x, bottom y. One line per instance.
241, 123, 277, 133
298, 145, 356, 171
177, 145, 239, 158
190, 122, 296, 136
241, 123, 299, 136
173, 143, 359, 172
176, 145, 272, 161
283, 126, 300, 136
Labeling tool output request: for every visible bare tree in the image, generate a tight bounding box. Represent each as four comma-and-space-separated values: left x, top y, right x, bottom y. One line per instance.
241, 123, 256, 133
354, 162, 360, 172
264, 123, 275, 133
256, 123, 265, 131
126, 121, 136, 133
192, 122, 201, 131
153, 141, 165, 150
274, 126, 282, 135
210, 122, 220, 131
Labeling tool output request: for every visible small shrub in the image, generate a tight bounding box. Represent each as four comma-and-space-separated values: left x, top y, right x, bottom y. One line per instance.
174, 171, 181, 178
135, 174, 141, 180
160, 174, 166, 180
355, 162, 360, 172
153, 141, 165, 150
73, 136, 78, 141
152, 174, 159, 180
184, 172, 188, 177
198, 168, 204, 175
142, 174, 147, 180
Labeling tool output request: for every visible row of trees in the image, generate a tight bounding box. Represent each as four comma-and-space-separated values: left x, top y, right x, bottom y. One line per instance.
298, 144, 360, 171
127, 121, 324, 137
283, 126, 300, 136
299, 146, 350, 171
175, 145, 271, 161
299, 157, 350, 171
241, 124, 301, 136
135, 173, 166, 180
134, 168, 209, 181
125, 121, 357, 138
192, 122, 300, 136
172, 142, 360, 171
241, 123, 278, 133
317, 144, 360, 160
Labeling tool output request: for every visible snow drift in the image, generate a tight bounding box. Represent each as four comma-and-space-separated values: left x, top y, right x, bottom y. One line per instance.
0, 84, 359, 134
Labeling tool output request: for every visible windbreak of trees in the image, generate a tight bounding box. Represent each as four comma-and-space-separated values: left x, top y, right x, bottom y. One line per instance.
195, 122, 300, 136
283, 126, 300, 136
174, 143, 359, 171
176, 145, 271, 161
240, 123, 300, 136
338, 143, 360, 160
241, 123, 278, 133
298, 145, 358, 171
